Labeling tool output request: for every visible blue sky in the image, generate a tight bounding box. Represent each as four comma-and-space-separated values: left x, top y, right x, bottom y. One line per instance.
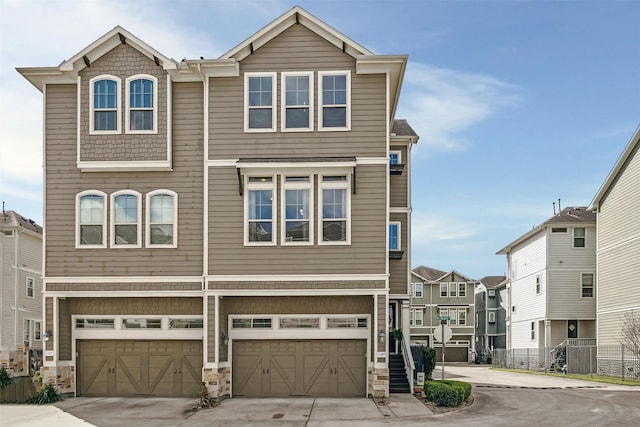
1, 0, 638, 279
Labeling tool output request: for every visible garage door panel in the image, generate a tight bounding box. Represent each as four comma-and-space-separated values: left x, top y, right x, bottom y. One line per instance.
80, 354, 110, 395
116, 354, 145, 395
232, 341, 265, 397
270, 354, 297, 396
148, 355, 175, 396
302, 354, 330, 396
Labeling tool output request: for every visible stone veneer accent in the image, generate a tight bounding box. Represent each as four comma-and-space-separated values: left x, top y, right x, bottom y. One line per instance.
0, 345, 29, 376
369, 367, 389, 399
203, 366, 230, 400
40, 364, 75, 395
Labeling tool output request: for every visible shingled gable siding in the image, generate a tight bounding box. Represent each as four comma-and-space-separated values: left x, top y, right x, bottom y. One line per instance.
208, 165, 386, 275
389, 145, 408, 208
208, 25, 387, 159
45, 82, 204, 277
389, 213, 408, 295
79, 43, 168, 162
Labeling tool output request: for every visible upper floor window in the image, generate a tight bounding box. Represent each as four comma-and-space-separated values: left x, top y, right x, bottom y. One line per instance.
440, 283, 447, 297
573, 227, 586, 248
458, 283, 466, 297
111, 191, 142, 248
413, 282, 423, 298
389, 222, 401, 251
245, 176, 276, 245
531, 321, 536, 340
389, 151, 401, 165
318, 71, 350, 131
26, 277, 34, 298
245, 72, 276, 132
126, 75, 157, 133
281, 72, 313, 131
77, 191, 107, 248
448, 283, 458, 297
281, 176, 313, 244
146, 190, 177, 247
536, 275, 541, 294
488, 311, 496, 323
413, 309, 423, 326
319, 175, 350, 244
581, 273, 594, 298
90, 76, 121, 134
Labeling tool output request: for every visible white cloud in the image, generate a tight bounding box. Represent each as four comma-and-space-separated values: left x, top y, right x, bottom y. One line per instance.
398, 63, 521, 152
412, 211, 477, 246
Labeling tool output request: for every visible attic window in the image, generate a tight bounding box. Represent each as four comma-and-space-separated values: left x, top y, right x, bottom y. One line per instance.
551, 227, 567, 233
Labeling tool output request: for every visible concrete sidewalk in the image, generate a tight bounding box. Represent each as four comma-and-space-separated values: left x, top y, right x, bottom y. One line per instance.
2, 404, 96, 427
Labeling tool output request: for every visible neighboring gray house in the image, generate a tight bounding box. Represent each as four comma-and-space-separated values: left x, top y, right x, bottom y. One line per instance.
497, 207, 597, 351
410, 266, 477, 362
18, 7, 417, 399
474, 275, 507, 360
0, 210, 43, 372
590, 126, 640, 347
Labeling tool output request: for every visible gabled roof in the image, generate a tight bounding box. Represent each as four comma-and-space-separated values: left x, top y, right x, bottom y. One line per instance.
222, 6, 373, 60
479, 276, 507, 289
392, 119, 419, 139
18, 26, 179, 92
496, 206, 595, 254
590, 125, 640, 210
412, 266, 477, 283
1, 210, 42, 235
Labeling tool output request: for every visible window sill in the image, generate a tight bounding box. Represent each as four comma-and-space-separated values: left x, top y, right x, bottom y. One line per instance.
389, 250, 404, 259
390, 164, 405, 175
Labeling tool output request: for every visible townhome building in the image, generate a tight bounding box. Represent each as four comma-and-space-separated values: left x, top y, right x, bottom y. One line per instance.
497, 207, 597, 352
17, 6, 417, 399
410, 266, 476, 362
474, 275, 507, 361
0, 210, 43, 374
590, 127, 640, 347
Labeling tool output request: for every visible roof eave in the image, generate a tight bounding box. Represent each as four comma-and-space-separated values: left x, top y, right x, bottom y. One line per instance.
356, 55, 408, 126
16, 67, 75, 92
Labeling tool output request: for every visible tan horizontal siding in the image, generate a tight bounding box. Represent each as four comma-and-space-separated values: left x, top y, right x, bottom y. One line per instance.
598, 238, 640, 310
47, 282, 201, 292
389, 213, 408, 295
68, 297, 202, 314
45, 82, 204, 277
209, 280, 385, 290
209, 25, 386, 160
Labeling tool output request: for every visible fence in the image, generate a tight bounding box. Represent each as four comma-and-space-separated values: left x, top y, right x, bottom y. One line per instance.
493, 345, 640, 380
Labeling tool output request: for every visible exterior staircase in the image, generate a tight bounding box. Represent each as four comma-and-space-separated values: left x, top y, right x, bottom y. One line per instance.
389, 353, 410, 393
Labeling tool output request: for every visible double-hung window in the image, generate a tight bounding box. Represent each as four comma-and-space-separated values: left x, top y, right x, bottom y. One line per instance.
531, 322, 536, 340
414, 283, 423, 298
458, 283, 466, 297
26, 277, 34, 298
389, 151, 401, 165
146, 190, 177, 247
581, 273, 594, 298
245, 72, 276, 131
77, 190, 107, 248
389, 222, 401, 251
318, 71, 350, 130
246, 176, 276, 245
449, 283, 458, 297
282, 176, 313, 244
319, 175, 350, 244
536, 275, 541, 294
414, 309, 423, 326
90, 75, 121, 133
111, 191, 142, 248
126, 75, 157, 133
281, 72, 313, 131
573, 227, 586, 248
488, 311, 496, 323
440, 283, 448, 297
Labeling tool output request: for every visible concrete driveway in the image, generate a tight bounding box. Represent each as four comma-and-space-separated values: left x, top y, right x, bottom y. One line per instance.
4, 364, 639, 426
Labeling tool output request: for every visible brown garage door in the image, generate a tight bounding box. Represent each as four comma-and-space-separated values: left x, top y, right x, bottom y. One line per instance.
435, 346, 469, 362
233, 340, 366, 397
78, 340, 202, 397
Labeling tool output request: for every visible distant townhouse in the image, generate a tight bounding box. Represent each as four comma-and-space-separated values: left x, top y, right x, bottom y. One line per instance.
590, 127, 640, 346
497, 207, 596, 351
410, 266, 476, 362
0, 210, 43, 373
474, 275, 507, 360
18, 7, 417, 399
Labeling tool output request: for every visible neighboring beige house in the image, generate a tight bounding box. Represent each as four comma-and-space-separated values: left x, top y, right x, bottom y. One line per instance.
590, 126, 640, 346
0, 210, 43, 372
497, 207, 597, 351
18, 6, 417, 399
410, 266, 477, 362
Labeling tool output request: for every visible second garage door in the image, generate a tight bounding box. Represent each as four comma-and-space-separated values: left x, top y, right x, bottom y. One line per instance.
232, 340, 367, 397
78, 340, 202, 397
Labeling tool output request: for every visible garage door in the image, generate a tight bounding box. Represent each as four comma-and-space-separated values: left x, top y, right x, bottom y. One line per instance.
78, 340, 202, 397
232, 340, 366, 397
435, 346, 469, 362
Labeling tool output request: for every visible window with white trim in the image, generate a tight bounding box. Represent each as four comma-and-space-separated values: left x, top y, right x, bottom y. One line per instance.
389, 150, 401, 165
77, 190, 107, 248
414, 309, 423, 326
413, 282, 423, 298
90, 75, 121, 133
581, 273, 594, 298
573, 227, 586, 248
458, 309, 466, 325
439, 307, 467, 326
26, 277, 34, 298
281, 72, 313, 131
448, 283, 458, 297
318, 71, 350, 130
531, 321, 536, 340
488, 311, 496, 323
281, 176, 312, 244
440, 282, 448, 297
536, 275, 541, 294
111, 190, 142, 247
146, 190, 177, 247
319, 175, 350, 244
389, 222, 401, 251
126, 74, 157, 133
458, 282, 466, 297
23, 319, 31, 346
34, 321, 41, 340
245, 176, 276, 245
245, 72, 276, 131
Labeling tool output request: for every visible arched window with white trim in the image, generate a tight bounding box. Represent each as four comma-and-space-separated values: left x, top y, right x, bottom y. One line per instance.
126, 74, 157, 133
146, 190, 177, 248
110, 190, 142, 248
76, 190, 107, 248
90, 75, 121, 134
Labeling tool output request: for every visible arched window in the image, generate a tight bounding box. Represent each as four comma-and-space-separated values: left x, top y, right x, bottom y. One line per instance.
77, 190, 107, 247
90, 76, 121, 133
146, 190, 177, 247
110, 190, 142, 247
126, 75, 157, 133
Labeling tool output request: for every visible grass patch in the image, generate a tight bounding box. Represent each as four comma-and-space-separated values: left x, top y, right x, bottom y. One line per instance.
492, 368, 640, 386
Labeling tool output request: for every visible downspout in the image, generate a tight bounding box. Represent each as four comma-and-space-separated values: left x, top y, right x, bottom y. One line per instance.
0, 238, 3, 347
14, 229, 21, 347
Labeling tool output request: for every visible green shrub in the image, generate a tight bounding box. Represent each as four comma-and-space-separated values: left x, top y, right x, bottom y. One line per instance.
441, 380, 472, 401
27, 383, 62, 404
424, 380, 472, 406
0, 366, 14, 388
422, 347, 437, 380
